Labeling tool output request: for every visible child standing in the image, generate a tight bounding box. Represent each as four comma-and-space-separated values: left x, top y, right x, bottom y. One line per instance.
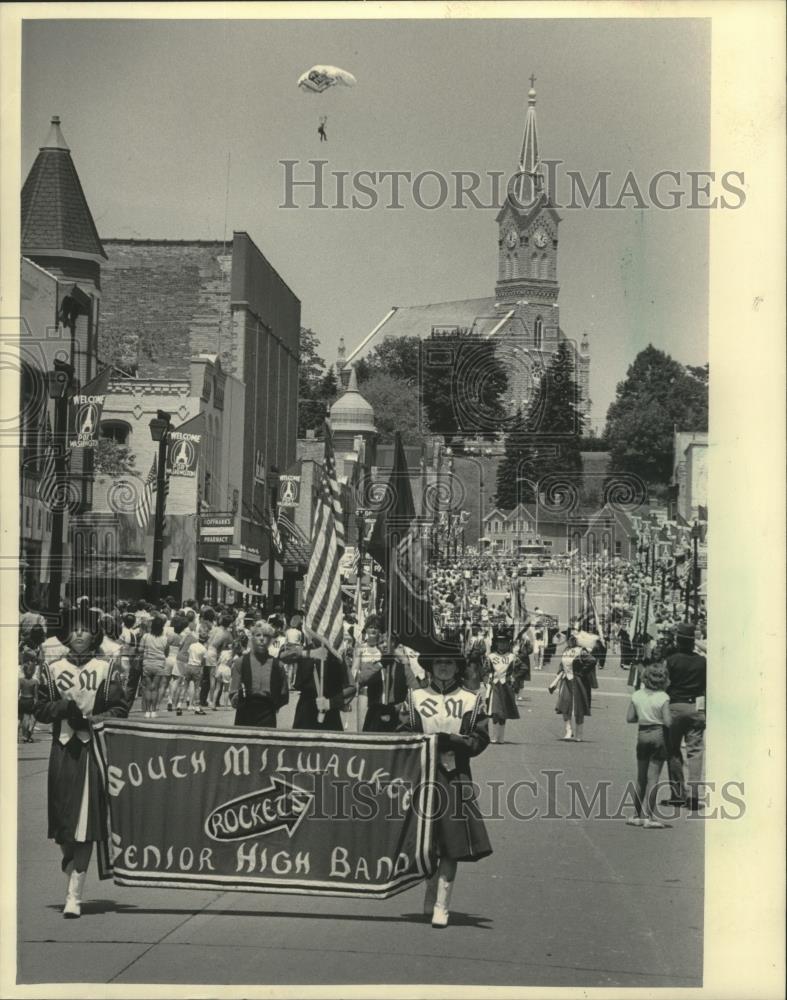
626, 662, 672, 829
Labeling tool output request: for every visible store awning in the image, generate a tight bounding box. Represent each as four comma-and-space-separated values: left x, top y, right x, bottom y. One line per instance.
168, 559, 182, 584
203, 562, 262, 596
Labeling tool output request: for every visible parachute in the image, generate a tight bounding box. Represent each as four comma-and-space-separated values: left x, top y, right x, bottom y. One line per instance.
298, 65, 356, 141
297, 65, 357, 94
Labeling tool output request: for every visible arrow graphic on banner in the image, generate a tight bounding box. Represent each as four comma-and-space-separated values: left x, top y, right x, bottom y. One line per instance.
205, 777, 315, 843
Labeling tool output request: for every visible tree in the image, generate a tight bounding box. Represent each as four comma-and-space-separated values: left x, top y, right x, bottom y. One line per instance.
93, 438, 137, 477
358, 372, 428, 447
297, 327, 336, 436
495, 342, 584, 508
604, 345, 708, 485
355, 335, 422, 386
421, 336, 508, 443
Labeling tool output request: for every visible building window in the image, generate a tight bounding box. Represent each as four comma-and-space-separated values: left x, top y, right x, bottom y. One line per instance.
100, 420, 130, 444
25, 505, 31, 528
615, 540, 622, 555
534, 316, 543, 349
540, 253, 548, 279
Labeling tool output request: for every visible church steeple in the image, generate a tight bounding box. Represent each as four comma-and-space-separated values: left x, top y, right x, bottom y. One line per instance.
514, 76, 544, 204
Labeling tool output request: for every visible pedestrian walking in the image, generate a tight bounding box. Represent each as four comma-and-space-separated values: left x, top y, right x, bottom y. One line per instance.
33, 608, 129, 918
626, 663, 672, 829
663, 622, 706, 810
139, 615, 170, 717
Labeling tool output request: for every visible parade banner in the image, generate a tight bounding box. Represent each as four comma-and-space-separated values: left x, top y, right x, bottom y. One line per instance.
68, 367, 111, 449
93, 721, 437, 898
166, 412, 205, 479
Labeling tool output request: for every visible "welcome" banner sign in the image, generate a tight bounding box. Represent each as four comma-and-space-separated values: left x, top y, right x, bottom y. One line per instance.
92, 721, 437, 898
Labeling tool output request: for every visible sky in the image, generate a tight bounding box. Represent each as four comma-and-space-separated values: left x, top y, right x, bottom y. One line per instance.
21, 16, 711, 429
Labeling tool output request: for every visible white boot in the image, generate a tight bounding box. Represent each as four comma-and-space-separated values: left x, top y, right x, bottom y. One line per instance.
423, 871, 439, 915
574, 721, 584, 742
63, 870, 86, 919
432, 875, 455, 928
562, 720, 574, 740
498, 722, 506, 745
490, 721, 501, 744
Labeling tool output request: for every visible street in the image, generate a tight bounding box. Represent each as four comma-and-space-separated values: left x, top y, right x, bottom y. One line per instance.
17, 577, 703, 989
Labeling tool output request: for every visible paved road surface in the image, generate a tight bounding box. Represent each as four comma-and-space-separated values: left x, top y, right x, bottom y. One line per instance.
17, 665, 703, 988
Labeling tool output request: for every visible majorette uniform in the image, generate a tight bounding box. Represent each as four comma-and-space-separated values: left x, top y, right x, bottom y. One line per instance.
34, 656, 128, 871
404, 679, 492, 863
484, 652, 520, 723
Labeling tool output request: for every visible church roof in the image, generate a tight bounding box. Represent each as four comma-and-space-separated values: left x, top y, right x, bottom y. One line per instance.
21, 117, 106, 261
368, 298, 501, 342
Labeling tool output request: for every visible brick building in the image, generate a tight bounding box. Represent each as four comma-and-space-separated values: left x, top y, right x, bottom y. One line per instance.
20, 116, 106, 608
97, 232, 300, 602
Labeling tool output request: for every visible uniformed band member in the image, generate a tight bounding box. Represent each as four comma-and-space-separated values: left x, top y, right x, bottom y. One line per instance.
400, 644, 492, 928
33, 609, 129, 918
229, 622, 289, 727
483, 627, 522, 744
292, 648, 356, 731
358, 647, 410, 732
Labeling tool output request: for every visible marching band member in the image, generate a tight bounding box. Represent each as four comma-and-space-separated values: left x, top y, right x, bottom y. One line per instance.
482, 627, 522, 744
229, 622, 289, 727
548, 633, 598, 741
357, 640, 410, 732
292, 647, 356, 731
400, 644, 492, 928
33, 609, 129, 918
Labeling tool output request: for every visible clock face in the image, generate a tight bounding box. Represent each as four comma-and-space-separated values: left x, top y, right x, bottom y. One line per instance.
506, 229, 519, 249
533, 228, 549, 248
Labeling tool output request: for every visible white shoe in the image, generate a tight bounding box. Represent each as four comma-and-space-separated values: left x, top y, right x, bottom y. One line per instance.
431, 875, 454, 928
431, 905, 449, 928
423, 873, 439, 915
63, 870, 86, 919
144, 711, 151, 719
151, 711, 158, 718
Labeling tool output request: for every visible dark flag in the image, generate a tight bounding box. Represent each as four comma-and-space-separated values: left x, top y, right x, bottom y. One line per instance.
368, 433, 442, 654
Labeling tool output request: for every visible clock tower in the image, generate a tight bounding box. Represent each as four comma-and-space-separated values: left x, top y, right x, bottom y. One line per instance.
495, 79, 562, 350
492, 79, 590, 426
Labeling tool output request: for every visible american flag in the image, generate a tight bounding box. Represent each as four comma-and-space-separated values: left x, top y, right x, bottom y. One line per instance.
136, 457, 157, 529
36, 415, 58, 507
269, 501, 283, 555
278, 509, 310, 547
302, 420, 345, 657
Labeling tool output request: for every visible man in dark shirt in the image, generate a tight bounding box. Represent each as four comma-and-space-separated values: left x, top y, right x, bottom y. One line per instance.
229, 622, 289, 727
664, 622, 706, 809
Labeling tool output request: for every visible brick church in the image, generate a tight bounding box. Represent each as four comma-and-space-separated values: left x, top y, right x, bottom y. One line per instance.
338, 81, 591, 428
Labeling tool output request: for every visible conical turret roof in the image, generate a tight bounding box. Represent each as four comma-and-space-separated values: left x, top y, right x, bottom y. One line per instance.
21, 117, 106, 261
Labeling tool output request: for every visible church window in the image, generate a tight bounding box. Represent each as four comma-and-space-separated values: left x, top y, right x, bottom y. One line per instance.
513, 253, 518, 278
531, 252, 538, 277
540, 253, 548, 279
534, 316, 543, 349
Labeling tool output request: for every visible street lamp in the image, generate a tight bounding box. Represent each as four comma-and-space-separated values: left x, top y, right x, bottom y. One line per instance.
148, 409, 172, 604
46, 359, 75, 614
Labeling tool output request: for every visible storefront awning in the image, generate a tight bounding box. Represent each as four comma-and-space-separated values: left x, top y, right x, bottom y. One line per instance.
203, 562, 262, 596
